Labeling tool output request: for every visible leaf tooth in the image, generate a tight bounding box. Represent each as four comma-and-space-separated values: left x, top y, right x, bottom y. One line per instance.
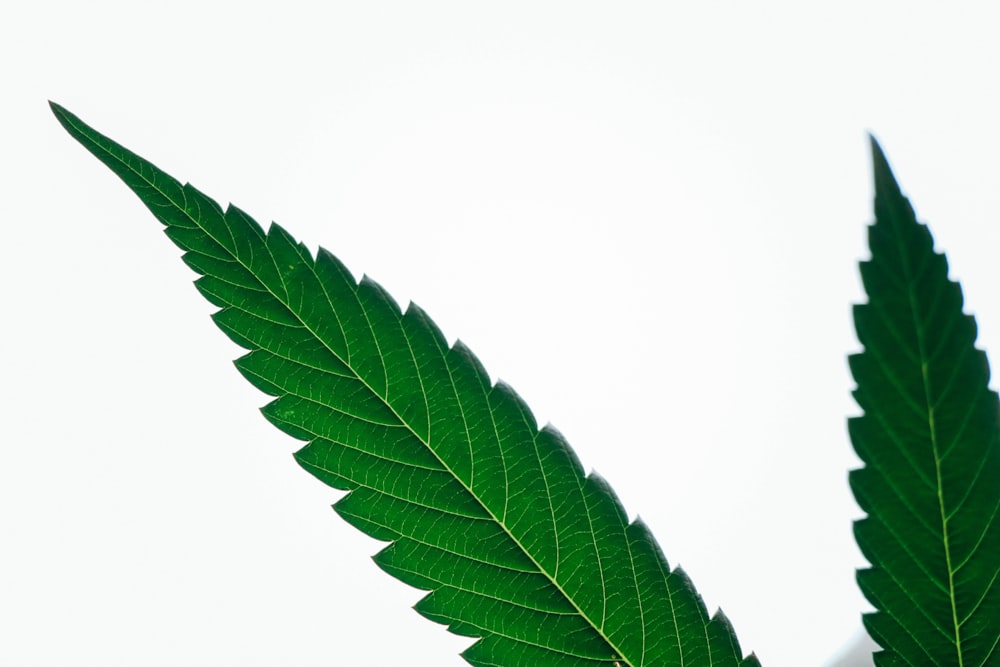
374, 539, 574, 612
263, 221, 310, 302
334, 489, 536, 572
460, 635, 618, 667
163, 226, 228, 260
179, 183, 241, 255
223, 205, 282, 291
849, 467, 939, 539
415, 587, 612, 660
196, 278, 297, 325
296, 440, 481, 517
400, 303, 475, 485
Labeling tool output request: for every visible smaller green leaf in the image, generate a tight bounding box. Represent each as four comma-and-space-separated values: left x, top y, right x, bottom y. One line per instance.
849, 136, 1000, 666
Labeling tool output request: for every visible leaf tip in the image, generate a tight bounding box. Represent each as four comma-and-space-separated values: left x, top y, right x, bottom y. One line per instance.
48, 99, 68, 119
868, 133, 888, 172
867, 133, 903, 202
49, 100, 81, 137
866, 131, 883, 157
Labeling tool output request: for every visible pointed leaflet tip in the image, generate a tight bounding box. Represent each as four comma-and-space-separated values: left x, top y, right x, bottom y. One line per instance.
50, 103, 97, 157
867, 132, 885, 164
867, 134, 904, 203
49, 101, 73, 128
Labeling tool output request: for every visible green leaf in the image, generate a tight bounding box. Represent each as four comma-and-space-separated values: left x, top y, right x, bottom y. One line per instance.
51, 102, 759, 667
849, 137, 1000, 666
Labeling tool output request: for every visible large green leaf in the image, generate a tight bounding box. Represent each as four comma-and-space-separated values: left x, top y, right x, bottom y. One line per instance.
849, 138, 1000, 666
51, 102, 759, 667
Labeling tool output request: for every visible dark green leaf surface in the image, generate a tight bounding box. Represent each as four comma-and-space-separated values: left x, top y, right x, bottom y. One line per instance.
52, 102, 758, 667
849, 138, 1000, 666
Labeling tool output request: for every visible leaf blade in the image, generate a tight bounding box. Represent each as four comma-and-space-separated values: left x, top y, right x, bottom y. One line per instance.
51, 101, 759, 667
850, 137, 1000, 666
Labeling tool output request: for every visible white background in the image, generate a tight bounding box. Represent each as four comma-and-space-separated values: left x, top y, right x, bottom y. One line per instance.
3, 2, 1000, 666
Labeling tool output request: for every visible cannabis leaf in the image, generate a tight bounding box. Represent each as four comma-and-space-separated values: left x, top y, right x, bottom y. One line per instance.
849, 138, 1000, 666
51, 102, 758, 667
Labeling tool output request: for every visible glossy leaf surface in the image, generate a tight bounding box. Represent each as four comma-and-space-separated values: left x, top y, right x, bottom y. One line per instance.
849, 138, 1000, 666
51, 102, 758, 667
